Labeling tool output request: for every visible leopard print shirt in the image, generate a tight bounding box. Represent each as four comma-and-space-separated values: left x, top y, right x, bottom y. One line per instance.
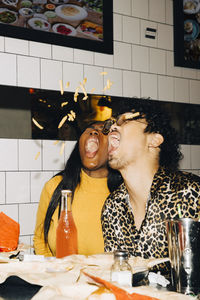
101, 168, 200, 273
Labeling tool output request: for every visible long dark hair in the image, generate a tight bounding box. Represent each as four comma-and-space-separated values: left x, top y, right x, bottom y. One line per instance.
44, 140, 122, 243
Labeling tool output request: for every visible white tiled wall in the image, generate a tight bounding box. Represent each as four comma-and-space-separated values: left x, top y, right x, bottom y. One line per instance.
0, 0, 199, 246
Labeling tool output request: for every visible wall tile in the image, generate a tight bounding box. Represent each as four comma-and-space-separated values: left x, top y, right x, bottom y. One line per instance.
0, 53, 16, 86
114, 42, 131, 70
64, 141, 77, 163
157, 24, 173, 51
0, 36, 4, 52
166, 51, 182, 77
5, 38, 28, 55
132, 45, 149, 72
0, 139, 18, 171
52, 45, 73, 62
140, 20, 158, 48
74, 49, 94, 65
113, 0, 132, 15
190, 80, 200, 104
17, 56, 40, 88
0, 172, 5, 204
141, 73, 158, 99
191, 145, 200, 169
19, 203, 38, 235
63, 62, 83, 92
113, 14, 122, 41
122, 70, 140, 98
180, 145, 191, 170
94, 53, 113, 68
19, 140, 42, 171
132, 0, 149, 19
19, 235, 32, 251
42, 140, 65, 171
84, 65, 103, 94
166, 0, 173, 25
41, 59, 62, 91
103, 68, 122, 96
31, 171, 53, 203
29, 41, 51, 59
174, 78, 190, 103
149, 48, 166, 75
6, 172, 30, 204
122, 16, 140, 44
149, 0, 165, 23
158, 75, 174, 102
0, 204, 18, 222
181, 68, 197, 80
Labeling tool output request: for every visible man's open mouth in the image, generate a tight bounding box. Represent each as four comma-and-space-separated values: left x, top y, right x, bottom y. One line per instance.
108, 133, 120, 155
85, 137, 99, 158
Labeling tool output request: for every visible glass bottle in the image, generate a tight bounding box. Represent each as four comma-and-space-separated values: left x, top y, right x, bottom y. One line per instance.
110, 250, 132, 287
56, 190, 78, 258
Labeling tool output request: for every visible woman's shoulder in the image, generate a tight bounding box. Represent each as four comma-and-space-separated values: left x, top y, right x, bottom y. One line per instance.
44, 175, 63, 195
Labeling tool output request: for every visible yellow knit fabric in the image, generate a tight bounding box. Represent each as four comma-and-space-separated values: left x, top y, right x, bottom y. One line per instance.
34, 170, 109, 256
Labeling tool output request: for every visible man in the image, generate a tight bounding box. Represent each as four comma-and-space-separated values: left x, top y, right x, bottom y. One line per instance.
101, 99, 200, 274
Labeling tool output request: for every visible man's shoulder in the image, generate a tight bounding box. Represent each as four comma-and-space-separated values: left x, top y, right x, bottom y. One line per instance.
106, 183, 127, 203
169, 169, 200, 191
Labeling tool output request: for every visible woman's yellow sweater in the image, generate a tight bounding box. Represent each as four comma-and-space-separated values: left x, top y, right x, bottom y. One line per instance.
33, 170, 110, 256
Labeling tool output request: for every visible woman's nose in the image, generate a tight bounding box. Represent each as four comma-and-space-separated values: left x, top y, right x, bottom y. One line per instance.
90, 129, 99, 136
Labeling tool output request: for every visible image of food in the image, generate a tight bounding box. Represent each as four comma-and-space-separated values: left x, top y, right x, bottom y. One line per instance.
184, 1, 196, 10
0, 0, 103, 41
0, 9, 17, 23
184, 21, 193, 33
78, 20, 103, 40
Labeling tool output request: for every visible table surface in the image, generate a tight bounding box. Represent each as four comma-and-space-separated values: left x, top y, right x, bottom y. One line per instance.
0, 274, 174, 300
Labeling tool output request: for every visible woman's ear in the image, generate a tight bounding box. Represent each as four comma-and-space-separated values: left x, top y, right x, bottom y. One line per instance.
148, 133, 164, 148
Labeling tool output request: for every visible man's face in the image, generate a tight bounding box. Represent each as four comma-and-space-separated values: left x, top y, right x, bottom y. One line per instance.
108, 113, 148, 170
79, 123, 108, 171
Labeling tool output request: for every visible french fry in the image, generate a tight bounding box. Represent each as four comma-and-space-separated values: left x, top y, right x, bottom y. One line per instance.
90, 88, 96, 93
83, 77, 87, 85
60, 142, 65, 155
61, 101, 68, 107
59, 80, 64, 95
53, 140, 59, 145
66, 81, 70, 88
74, 87, 79, 102
35, 152, 40, 160
32, 118, 44, 130
58, 115, 68, 128
100, 71, 108, 76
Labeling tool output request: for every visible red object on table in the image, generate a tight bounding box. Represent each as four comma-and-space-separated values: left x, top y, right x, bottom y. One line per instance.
0, 212, 20, 252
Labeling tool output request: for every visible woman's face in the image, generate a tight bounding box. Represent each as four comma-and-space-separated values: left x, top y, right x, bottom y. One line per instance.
79, 123, 108, 171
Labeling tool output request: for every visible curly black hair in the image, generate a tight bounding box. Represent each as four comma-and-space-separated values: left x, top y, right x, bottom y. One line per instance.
114, 98, 183, 171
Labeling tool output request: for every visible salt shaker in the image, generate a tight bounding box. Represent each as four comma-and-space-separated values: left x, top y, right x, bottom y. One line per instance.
110, 250, 132, 287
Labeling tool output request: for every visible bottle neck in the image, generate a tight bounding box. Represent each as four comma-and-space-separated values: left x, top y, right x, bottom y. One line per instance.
61, 191, 72, 212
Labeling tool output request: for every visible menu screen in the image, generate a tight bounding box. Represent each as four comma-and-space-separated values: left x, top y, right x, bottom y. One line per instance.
0, 0, 104, 41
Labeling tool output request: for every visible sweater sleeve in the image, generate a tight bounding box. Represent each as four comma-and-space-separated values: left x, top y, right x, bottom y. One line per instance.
33, 176, 62, 256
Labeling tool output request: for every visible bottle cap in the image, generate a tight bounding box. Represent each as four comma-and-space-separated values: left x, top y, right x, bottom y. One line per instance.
61, 190, 72, 196
113, 250, 129, 259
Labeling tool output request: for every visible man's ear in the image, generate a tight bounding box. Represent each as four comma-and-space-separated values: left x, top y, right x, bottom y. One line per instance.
148, 133, 164, 148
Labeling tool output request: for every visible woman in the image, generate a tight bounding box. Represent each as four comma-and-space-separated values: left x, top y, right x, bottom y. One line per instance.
34, 121, 122, 257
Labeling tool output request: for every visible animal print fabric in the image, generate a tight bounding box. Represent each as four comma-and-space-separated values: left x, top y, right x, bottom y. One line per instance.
101, 168, 200, 274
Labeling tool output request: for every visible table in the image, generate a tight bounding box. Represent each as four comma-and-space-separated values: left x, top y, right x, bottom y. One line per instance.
0, 276, 41, 300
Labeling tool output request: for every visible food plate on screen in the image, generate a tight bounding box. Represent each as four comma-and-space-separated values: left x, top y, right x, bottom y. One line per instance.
52, 23, 77, 36
77, 20, 103, 40
19, 7, 34, 17
49, 0, 69, 4
55, 4, 88, 21
28, 17, 50, 31
183, 0, 200, 14
2, 0, 18, 7
0, 8, 18, 24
